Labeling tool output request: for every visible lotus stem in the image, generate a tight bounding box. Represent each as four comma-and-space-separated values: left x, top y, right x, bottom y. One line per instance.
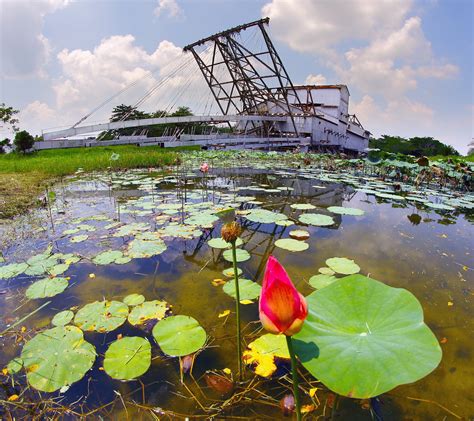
286, 335, 302, 421
231, 240, 243, 380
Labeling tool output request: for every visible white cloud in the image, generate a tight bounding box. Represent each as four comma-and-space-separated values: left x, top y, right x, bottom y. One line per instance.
0, 0, 70, 78
19, 101, 57, 134
305, 74, 326, 85
154, 0, 183, 18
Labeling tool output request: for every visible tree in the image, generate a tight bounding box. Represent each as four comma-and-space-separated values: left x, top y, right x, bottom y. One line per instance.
468, 139, 474, 156
0, 138, 11, 154
14, 130, 35, 153
110, 104, 148, 122
0, 103, 19, 133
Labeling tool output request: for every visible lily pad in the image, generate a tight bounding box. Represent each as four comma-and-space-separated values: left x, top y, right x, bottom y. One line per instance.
290, 203, 316, 210
0, 262, 28, 279
275, 219, 294, 227
103, 337, 151, 380
208, 237, 243, 249
223, 278, 261, 301
152, 315, 206, 357
70, 234, 89, 243
128, 300, 170, 326
52, 310, 74, 326
326, 257, 360, 275
294, 275, 442, 398
245, 208, 288, 224
327, 206, 365, 216
74, 300, 129, 332
21, 326, 96, 392
299, 213, 335, 226
275, 238, 309, 252
318, 267, 335, 275
26, 277, 69, 299
123, 293, 145, 306
6, 357, 23, 374
126, 238, 167, 259
223, 248, 251, 263
309, 274, 338, 289
222, 267, 243, 277
243, 333, 289, 377
93, 250, 131, 265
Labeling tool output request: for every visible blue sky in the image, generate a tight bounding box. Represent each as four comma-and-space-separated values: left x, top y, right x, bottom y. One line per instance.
1, 0, 472, 153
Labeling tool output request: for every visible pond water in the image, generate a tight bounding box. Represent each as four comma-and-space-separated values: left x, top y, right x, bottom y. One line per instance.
0, 157, 472, 419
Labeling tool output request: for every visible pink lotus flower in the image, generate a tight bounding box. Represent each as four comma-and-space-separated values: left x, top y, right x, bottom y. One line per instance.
259, 256, 308, 336
200, 162, 209, 173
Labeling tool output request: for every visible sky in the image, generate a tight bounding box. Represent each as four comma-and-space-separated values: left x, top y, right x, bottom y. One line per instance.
0, 0, 472, 153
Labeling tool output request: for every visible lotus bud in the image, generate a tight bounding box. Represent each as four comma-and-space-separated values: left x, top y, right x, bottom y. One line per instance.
221, 221, 242, 244
200, 162, 209, 173
280, 394, 295, 416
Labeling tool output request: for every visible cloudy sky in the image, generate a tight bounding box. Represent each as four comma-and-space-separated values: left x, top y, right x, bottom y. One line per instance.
1, 0, 472, 153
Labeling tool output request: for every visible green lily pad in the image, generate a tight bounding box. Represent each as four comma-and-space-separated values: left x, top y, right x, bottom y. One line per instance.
375, 192, 405, 200
52, 310, 74, 326
223, 267, 243, 277
275, 219, 294, 227
49, 263, 70, 276
93, 250, 130, 265
21, 326, 96, 392
208, 237, 243, 249
128, 300, 170, 326
74, 300, 129, 332
309, 274, 338, 289
26, 277, 69, 299
184, 213, 219, 227
245, 208, 288, 224
6, 357, 23, 374
0, 262, 28, 279
275, 238, 309, 252
223, 248, 251, 263
70, 234, 89, 243
299, 213, 335, 226
326, 257, 360, 275
425, 202, 455, 211
294, 275, 442, 398
327, 206, 365, 216
103, 337, 151, 380
318, 267, 335, 275
223, 278, 261, 301
126, 238, 167, 259
123, 293, 145, 306
152, 315, 206, 357
290, 203, 316, 210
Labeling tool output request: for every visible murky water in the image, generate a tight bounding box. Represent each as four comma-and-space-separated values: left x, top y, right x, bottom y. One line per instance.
0, 161, 472, 420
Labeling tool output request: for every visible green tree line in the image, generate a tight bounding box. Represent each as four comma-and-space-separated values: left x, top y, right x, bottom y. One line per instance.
369, 135, 460, 157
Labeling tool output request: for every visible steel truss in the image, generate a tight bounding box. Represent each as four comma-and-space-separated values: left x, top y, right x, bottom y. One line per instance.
184, 18, 307, 137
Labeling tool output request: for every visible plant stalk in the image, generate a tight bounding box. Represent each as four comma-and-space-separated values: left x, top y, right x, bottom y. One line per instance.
231, 240, 243, 380
286, 335, 302, 421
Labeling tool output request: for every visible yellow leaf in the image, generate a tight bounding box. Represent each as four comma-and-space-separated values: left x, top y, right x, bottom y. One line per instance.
8, 394, 19, 401
243, 350, 276, 377
20, 326, 26, 333
447, 301, 454, 306
240, 299, 254, 305
223, 368, 232, 375
309, 387, 318, 397
2, 368, 8, 376
302, 404, 316, 413
89, 273, 96, 278
218, 310, 230, 318
463, 266, 468, 271
212, 278, 226, 287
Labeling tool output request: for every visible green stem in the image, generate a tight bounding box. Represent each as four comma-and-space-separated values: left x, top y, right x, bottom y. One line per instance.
231, 240, 243, 380
286, 335, 302, 421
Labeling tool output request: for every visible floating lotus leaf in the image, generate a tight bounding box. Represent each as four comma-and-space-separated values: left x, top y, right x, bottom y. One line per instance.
6, 357, 23, 374
290, 203, 316, 210
327, 206, 365, 216
49, 263, 70, 276
245, 208, 288, 224
184, 213, 219, 227
26, 277, 69, 299
160, 224, 202, 239
298, 213, 335, 226
113, 222, 150, 237
126, 238, 167, 259
70, 234, 88, 243
275, 238, 309, 252
223, 248, 251, 263
375, 192, 406, 200
208, 237, 243, 249
275, 219, 294, 227
309, 274, 338, 289
152, 315, 206, 357
0, 262, 28, 279
318, 267, 335, 275
128, 300, 169, 326
294, 275, 442, 398
93, 250, 127, 265
52, 310, 74, 326
20, 326, 96, 392
223, 278, 261, 300
74, 300, 129, 332
425, 202, 455, 211
243, 333, 289, 377
123, 293, 145, 306
103, 337, 151, 380
289, 230, 310, 240
222, 267, 243, 277
326, 257, 360, 275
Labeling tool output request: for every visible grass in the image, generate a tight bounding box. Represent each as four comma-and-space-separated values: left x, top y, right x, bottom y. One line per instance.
0, 145, 194, 219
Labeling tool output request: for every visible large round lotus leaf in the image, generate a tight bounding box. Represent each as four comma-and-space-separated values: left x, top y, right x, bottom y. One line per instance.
223, 248, 251, 263
293, 275, 442, 399
152, 315, 206, 357
128, 300, 169, 326
93, 250, 127, 265
52, 310, 74, 326
207, 237, 243, 249
123, 293, 145, 306
26, 277, 69, 299
70, 234, 89, 243
184, 213, 219, 227
21, 326, 96, 392
245, 208, 287, 224
425, 202, 455, 211
275, 238, 309, 252
327, 206, 365, 216
223, 278, 261, 300
375, 192, 405, 200
74, 300, 129, 332
299, 213, 335, 226
326, 257, 360, 275
309, 274, 338, 289
275, 219, 294, 227
126, 239, 167, 259
290, 203, 316, 210
49, 263, 70, 276
103, 337, 151, 380
0, 262, 28, 279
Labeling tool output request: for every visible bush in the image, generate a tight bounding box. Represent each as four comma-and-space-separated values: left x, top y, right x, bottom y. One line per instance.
14, 130, 35, 153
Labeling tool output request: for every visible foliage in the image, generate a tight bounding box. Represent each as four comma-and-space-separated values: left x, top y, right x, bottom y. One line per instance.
14, 130, 35, 153
370, 135, 459, 157
103, 337, 151, 380
0, 103, 19, 133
